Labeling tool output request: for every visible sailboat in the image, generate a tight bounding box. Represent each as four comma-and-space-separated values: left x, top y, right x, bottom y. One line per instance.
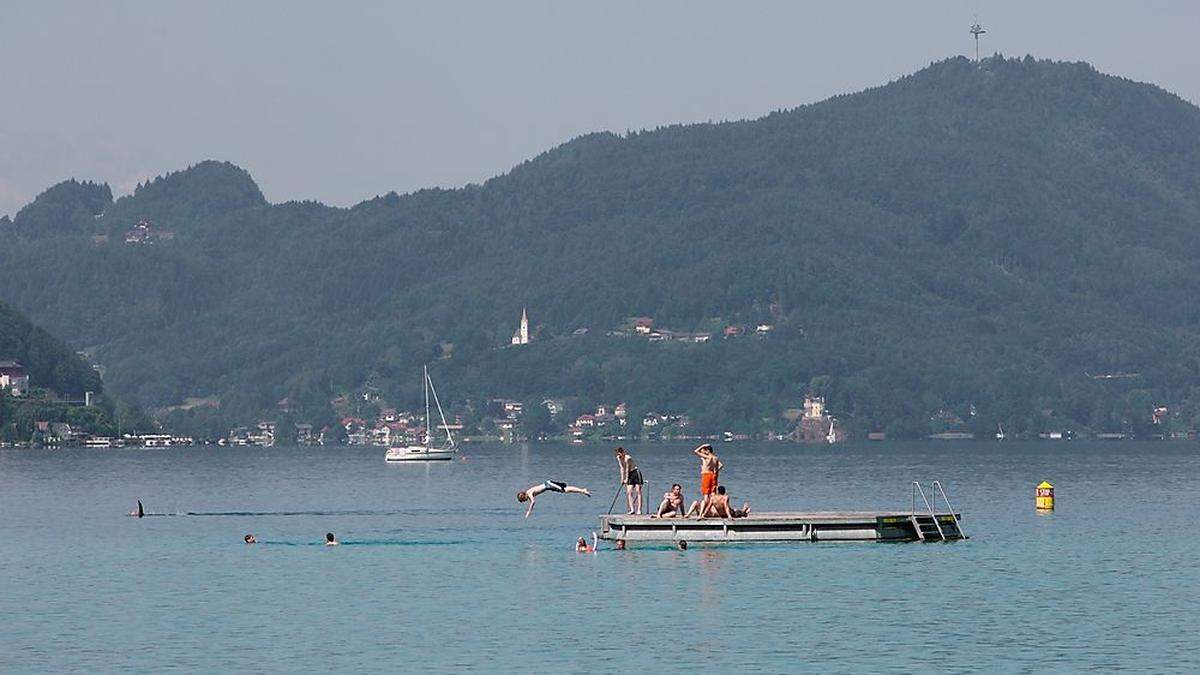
384, 366, 458, 462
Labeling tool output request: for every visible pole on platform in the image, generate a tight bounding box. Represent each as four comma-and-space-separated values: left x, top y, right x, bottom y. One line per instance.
607, 483, 623, 515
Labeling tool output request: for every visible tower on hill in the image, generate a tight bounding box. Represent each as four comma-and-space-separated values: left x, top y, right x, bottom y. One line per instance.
511, 307, 530, 345
970, 22, 987, 63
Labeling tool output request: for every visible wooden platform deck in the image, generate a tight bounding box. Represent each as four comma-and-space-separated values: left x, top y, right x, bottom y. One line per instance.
599, 511, 965, 543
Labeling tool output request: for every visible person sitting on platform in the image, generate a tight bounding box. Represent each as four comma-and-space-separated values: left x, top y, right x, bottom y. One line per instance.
685, 485, 750, 519
654, 484, 686, 518
710, 485, 751, 518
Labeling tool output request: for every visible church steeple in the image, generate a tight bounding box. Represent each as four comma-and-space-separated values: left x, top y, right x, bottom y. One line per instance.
511, 307, 530, 345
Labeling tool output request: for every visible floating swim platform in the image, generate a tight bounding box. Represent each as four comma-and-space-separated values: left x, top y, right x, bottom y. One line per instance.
598, 511, 965, 544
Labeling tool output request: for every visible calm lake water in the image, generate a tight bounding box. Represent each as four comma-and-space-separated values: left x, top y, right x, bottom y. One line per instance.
1, 441, 1197, 672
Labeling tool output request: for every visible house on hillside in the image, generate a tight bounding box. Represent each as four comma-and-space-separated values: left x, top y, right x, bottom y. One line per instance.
124, 220, 174, 245
295, 423, 314, 445
542, 398, 567, 419
341, 416, 367, 445
50, 422, 79, 445
0, 361, 29, 395
793, 396, 837, 443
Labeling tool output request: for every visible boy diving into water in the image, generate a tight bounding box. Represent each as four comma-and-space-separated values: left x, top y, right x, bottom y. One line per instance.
517, 480, 591, 518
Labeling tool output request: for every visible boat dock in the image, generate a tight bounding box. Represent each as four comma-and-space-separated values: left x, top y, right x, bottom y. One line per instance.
598, 510, 965, 544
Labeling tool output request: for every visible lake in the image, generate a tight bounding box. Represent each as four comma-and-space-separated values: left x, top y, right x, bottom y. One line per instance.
1, 441, 1196, 672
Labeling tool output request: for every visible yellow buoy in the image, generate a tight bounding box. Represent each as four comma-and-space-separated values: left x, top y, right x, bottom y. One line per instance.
1036, 481, 1055, 510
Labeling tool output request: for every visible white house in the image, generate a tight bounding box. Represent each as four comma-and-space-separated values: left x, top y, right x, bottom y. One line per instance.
0, 360, 29, 395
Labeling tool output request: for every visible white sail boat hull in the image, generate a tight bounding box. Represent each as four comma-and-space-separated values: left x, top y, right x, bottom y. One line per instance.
385, 445, 456, 462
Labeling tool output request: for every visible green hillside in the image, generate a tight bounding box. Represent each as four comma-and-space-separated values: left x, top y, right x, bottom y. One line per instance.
0, 301, 144, 441
2, 56, 1200, 438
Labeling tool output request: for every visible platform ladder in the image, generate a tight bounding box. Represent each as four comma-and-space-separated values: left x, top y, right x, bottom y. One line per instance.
910, 481, 968, 542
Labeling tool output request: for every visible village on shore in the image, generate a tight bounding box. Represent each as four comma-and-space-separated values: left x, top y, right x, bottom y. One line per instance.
1, 309, 1189, 448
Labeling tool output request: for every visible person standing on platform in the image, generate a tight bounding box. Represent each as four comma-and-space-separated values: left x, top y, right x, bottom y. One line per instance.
614, 447, 644, 515
691, 444, 723, 518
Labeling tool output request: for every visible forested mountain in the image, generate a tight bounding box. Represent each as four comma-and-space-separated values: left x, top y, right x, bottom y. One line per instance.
3, 55, 1200, 438
0, 301, 139, 441
0, 301, 102, 397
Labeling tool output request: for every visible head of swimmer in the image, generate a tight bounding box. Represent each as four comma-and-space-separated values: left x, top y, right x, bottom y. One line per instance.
613, 446, 626, 457
615, 539, 627, 550
516, 491, 529, 502
244, 534, 256, 544
325, 532, 336, 543
671, 483, 682, 494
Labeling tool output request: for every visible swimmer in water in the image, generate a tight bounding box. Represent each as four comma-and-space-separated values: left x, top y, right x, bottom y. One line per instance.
615, 539, 627, 550
325, 532, 338, 546
677, 540, 688, 550
517, 480, 591, 518
129, 500, 144, 518
575, 532, 599, 553
244, 534, 257, 544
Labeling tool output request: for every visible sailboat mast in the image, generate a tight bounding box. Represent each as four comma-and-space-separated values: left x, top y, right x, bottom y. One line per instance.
424, 365, 431, 449
426, 372, 456, 449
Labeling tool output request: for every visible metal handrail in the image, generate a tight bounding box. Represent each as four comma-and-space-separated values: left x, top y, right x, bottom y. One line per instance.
932, 480, 968, 540
911, 481, 946, 541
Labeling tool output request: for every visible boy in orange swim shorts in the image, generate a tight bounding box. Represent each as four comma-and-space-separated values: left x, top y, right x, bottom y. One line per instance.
691, 444, 724, 517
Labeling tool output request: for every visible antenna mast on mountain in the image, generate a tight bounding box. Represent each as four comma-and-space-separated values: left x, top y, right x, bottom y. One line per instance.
970, 22, 987, 63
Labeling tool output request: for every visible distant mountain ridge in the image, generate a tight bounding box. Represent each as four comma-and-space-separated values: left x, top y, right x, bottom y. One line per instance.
2, 55, 1200, 438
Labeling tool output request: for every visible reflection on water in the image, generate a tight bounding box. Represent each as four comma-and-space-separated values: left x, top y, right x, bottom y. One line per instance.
1, 441, 1198, 671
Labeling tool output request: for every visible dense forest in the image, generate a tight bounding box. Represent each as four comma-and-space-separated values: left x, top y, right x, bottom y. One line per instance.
2, 55, 1200, 439
0, 301, 146, 441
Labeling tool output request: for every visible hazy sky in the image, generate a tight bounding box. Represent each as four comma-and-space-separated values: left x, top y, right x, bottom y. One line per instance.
2, 1, 1198, 216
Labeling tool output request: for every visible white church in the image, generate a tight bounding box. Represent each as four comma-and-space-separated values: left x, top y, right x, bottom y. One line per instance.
511, 307, 530, 345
